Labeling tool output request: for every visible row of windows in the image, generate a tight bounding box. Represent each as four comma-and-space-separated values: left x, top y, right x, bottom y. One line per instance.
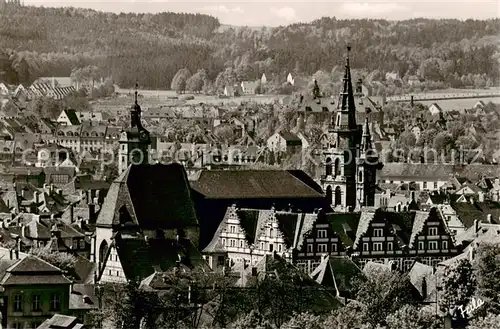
315, 227, 439, 241
71, 239, 86, 250
307, 243, 338, 253
359, 240, 448, 252
386, 180, 439, 189
13, 294, 60, 312
221, 238, 283, 252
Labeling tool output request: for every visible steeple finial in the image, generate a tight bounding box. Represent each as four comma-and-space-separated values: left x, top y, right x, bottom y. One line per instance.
346, 44, 351, 67
334, 44, 357, 130
134, 81, 139, 105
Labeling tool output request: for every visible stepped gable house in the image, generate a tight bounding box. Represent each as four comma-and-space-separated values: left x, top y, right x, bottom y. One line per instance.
189, 169, 328, 250
94, 93, 206, 283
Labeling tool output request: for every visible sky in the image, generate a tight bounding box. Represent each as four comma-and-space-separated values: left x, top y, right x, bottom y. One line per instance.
23, 0, 499, 27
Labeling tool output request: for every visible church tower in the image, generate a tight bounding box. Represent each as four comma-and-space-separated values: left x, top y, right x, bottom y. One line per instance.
356, 116, 382, 208
118, 84, 151, 174
321, 46, 381, 211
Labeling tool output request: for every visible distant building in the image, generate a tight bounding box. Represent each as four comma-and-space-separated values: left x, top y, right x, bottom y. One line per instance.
223, 85, 241, 97
33, 77, 73, 88
57, 110, 81, 126
240, 81, 259, 95
0, 82, 9, 95
407, 75, 421, 86
428, 103, 443, 116
267, 131, 302, 153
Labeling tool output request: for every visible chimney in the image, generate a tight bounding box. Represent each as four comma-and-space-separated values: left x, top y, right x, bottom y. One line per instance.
487, 214, 492, 224
21, 225, 25, 238
88, 232, 95, 262
478, 192, 485, 203
88, 204, 96, 224
474, 219, 479, 233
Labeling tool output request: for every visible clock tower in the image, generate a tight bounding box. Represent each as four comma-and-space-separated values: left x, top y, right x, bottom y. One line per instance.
118, 84, 151, 174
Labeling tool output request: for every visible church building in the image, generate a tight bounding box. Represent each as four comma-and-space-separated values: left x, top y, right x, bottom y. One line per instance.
321, 46, 382, 212
94, 91, 207, 283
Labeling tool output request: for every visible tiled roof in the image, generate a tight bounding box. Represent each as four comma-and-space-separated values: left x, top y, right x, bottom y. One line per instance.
409, 262, 436, 302
310, 255, 363, 297
64, 109, 80, 125
378, 163, 455, 180
409, 211, 432, 248
324, 212, 361, 247
353, 211, 376, 249
190, 169, 324, 199
0, 255, 71, 285
96, 163, 198, 229
278, 130, 301, 143
451, 200, 500, 229
37, 314, 83, 329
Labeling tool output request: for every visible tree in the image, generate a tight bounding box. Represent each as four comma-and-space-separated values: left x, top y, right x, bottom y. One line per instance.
322, 302, 369, 329
229, 310, 272, 329
29, 97, 64, 119
433, 132, 454, 154
396, 131, 417, 150
352, 270, 420, 327
386, 305, 442, 329
186, 69, 208, 93
473, 243, 500, 313
467, 313, 500, 329
280, 312, 322, 329
30, 248, 77, 278
439, 259, 476, 317
171, 68, 191, 94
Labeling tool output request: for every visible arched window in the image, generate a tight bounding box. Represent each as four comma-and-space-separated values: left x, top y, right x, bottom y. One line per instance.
325, 157, 333, 176
98, 240, 108, 266
334, 158, 341, 177
326, 186, 333, 204
334, 187, 342, 206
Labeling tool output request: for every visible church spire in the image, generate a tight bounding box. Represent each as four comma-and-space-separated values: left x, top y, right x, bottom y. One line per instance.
333, 45, 357, 131
131, 81, 142, 128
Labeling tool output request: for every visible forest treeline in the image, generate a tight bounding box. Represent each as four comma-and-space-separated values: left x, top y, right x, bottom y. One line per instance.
0, 6, 499, 89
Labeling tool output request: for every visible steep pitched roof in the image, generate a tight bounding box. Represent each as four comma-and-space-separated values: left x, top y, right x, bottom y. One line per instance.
190, 169, 324, 199
37, 314, 83, 329
63, 109, 80, 125
310, 255, 363, 297
96, 163, 198, 229
451, 200, 500, 229
0, 255, 71, 285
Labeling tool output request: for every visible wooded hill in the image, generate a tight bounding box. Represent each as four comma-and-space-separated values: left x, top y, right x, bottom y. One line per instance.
0, 6, 499, 89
